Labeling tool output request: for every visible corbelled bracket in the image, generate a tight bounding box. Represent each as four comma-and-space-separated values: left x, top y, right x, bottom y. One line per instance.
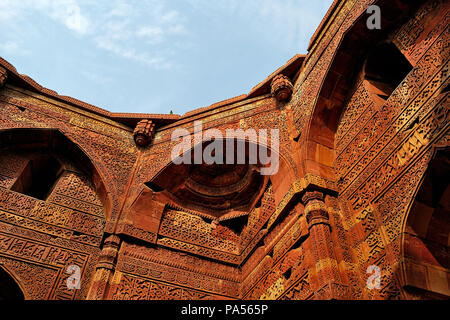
0, 66, 7, 88
98, 234, 121, 270
271, 74, 293, 102
133, 119, 156, 147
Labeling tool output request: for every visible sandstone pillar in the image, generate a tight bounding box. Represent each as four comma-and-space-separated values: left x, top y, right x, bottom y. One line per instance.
302, 191, 347, 299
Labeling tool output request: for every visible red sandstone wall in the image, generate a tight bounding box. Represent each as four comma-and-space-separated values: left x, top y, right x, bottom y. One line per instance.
333, 0, 449, 299
0, 151, 105, 299
0, 0, 447, 300
0, 85, 138, 298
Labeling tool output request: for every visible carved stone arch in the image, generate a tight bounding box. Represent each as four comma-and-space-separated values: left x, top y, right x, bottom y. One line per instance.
147, 137, 297, 210
117, 136, 295, 244
301, 0, 424, 182
0, 128, 111, 221
0, 127, 112, 299
0, 265, 26, 300
147, 139, 295, 218
399, 146, 450, 299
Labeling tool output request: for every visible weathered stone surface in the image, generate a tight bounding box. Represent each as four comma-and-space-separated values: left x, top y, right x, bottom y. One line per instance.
0, 66, 7, 88
271, 74, 293, 102
0, 0, 448, 300
133, 120, 156, 147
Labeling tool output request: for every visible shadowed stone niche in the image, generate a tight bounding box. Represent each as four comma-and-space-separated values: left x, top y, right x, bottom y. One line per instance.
0, 267, 24, 300
146, 139, 270, 221
402, 148, 450, 299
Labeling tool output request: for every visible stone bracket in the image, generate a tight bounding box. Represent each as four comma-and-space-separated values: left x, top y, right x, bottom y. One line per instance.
116, 186, 165, 244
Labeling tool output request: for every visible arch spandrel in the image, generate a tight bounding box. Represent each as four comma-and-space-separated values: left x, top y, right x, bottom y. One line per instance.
0, 128, 110, 299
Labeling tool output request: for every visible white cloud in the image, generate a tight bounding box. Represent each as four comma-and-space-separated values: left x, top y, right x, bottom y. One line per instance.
187, 0, 332, 51
0, 41, 22, 55
0, 0, 91, 35
95, 37, 171, 69
137, 23, 186, 44
88, 1, 188, 68
167, 24, 187, 35
137, 26, 165, 43
106, 0, 134, 18
0, 0, 188, 69
0, 0, 331, 71
160, 10, 182, 24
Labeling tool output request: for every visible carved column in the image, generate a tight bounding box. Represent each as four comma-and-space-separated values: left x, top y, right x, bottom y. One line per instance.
302, 191, 347, 299
87, 234, 121, 300
0, 66, 7, 88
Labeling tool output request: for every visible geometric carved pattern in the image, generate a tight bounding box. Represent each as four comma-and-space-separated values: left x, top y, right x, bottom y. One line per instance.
0, 0, 448, 300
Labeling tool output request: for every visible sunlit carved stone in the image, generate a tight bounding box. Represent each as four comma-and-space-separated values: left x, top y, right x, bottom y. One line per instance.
0, 0, 447, 301
302, 191, 329, 228
98, 235, 121, 270
133, 119, 156, 147
271, 74, 293, 102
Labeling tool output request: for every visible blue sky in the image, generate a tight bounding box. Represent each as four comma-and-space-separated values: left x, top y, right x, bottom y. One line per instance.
0, 0, 333, 115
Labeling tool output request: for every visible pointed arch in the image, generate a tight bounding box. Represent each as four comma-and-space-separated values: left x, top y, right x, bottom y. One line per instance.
301, 0, 424, 182
400, 146, 450, 299
0, 128, 111, 220
0, 265, 25, 300
146, 137, 296, 220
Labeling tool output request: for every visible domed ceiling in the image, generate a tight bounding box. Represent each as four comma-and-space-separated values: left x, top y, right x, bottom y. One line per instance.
147, 140, 270, 220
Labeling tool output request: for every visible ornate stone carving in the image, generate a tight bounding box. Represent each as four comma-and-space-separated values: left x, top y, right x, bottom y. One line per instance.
133, 120, 156, 147
271, 74, 293, 102
98, 234, 121, 270
0, 0, 447, 301
302, 191, 329, 228
0, 67, 7, 88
